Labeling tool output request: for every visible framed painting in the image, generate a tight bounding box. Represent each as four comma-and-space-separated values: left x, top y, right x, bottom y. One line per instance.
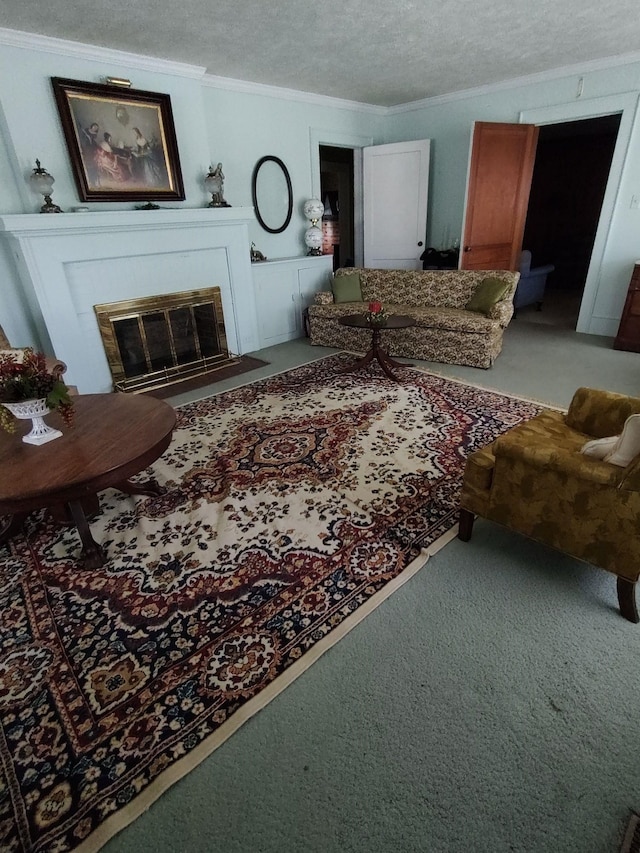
51, 77, 185, 202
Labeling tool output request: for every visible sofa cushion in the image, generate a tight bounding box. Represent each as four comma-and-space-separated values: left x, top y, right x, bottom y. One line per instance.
331, 272, 362, 303
392, 305, 496, 333
466, 276, 511, 315
309, 302, 498, 333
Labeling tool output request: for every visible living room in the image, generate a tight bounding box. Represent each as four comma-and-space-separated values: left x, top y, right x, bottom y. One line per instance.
2, 6, 640, 853
1, 22, 640, 351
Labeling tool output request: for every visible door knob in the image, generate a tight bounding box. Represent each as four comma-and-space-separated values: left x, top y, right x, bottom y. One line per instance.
417, 241, 423, 247
464, 246, 472, 252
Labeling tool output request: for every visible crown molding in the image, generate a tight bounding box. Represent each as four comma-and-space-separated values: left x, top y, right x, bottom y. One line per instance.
201, 73, 386, 115
0, 27, 206, 79
1, 25, 639, 112
387, 49, 640, 114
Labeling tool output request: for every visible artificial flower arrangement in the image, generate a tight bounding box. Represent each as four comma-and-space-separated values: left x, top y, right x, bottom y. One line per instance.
0, 348, 74, 433
365, 300, 389, 326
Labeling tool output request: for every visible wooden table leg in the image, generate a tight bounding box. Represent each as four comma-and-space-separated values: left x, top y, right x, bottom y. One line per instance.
67, 500, 106, 569
340, 327, 412, 382
114, 478, 165, 498
0, 512, 28, 546
50, 494, 100, 524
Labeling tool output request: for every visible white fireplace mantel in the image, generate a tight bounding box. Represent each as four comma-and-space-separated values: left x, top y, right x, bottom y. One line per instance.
0, 208, 260, 393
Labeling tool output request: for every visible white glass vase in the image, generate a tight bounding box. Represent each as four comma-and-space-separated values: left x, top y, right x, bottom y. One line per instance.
3, 398, 63, 445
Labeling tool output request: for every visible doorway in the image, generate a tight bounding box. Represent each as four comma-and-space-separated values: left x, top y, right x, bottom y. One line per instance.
319, 145, 355, 271
520, 114, 621, 328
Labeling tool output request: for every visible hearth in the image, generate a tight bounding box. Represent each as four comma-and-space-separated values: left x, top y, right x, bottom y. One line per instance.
95, 287, 234, 393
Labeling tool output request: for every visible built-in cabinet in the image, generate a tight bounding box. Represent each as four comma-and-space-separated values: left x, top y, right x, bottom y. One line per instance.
252, 255, 333, 348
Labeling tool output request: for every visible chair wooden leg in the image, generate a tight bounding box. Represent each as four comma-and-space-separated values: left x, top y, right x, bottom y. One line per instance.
458, 508, 475, 542
617, 577, 639, 623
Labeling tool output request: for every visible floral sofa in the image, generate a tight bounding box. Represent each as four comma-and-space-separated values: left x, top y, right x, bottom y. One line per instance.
308, 267, 520, 369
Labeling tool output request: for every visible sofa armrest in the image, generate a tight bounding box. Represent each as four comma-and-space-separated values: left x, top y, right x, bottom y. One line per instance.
493, 433, 624, 487
566, 387, 640, 438
314, 290, 335, 305
487, 297, 514, 326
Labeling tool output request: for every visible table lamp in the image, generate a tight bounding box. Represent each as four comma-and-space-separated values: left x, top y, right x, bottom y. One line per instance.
29, 160, 62, 213
303, 197, 324, 255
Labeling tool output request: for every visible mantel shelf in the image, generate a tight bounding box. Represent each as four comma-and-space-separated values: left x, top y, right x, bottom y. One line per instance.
0, 207, 255, 237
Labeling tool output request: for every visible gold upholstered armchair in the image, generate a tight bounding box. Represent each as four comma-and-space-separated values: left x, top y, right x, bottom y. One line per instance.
458, 387, 640, 622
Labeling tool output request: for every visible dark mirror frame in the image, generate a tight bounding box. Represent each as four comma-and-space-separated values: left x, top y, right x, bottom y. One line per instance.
251, 156, 293, 234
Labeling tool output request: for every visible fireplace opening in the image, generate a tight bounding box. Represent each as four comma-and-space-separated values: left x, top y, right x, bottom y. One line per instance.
94, 287, 236, 393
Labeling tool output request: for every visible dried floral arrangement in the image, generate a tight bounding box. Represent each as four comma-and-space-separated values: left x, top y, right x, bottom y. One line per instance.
0, 348, 74, 433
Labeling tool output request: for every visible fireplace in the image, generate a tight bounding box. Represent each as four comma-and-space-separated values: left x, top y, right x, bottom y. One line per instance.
95, 287, 233, 393
0, 208, 260, 394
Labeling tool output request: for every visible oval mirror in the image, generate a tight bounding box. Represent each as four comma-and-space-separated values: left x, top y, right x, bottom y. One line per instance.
251, 156, 293, 234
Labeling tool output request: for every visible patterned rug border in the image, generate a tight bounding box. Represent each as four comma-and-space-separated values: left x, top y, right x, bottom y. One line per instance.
77, 527, 457, 853
185, 348, 563, 413
177, 350, 341, 405
407, 364, 563, 412
621, 812, 640, 853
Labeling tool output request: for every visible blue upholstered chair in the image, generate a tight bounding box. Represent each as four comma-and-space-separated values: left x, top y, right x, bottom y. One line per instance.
514, 250, 555, 313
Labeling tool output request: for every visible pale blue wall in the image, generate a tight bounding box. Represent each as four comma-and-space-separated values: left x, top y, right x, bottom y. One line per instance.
384, 64, 640, 334
1, 29, 639, 346
0, 44, 211, 212
0, 36, 384, 348
200, 83, 383, 259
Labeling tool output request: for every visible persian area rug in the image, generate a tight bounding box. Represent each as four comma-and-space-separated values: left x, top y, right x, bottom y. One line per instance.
0, 354, 542, 852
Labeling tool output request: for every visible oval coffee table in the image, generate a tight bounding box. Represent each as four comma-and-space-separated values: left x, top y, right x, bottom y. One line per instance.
0, 393, 177, 568
338, 313, 416, 381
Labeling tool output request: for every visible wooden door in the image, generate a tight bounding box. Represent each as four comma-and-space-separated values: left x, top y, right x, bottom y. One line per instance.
363, 140, 430, 270
460, 122, 539, 270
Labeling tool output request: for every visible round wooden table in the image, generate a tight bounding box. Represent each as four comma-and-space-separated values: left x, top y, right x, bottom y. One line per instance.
0, 393, 177, 568
338, 313, 416, 381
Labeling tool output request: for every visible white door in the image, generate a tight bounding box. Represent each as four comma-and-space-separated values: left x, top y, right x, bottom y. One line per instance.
363, 139, 430, 270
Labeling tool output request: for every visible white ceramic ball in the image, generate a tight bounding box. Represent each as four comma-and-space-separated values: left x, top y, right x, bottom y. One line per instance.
303, 198, 324, 221
304, 225, 323, 250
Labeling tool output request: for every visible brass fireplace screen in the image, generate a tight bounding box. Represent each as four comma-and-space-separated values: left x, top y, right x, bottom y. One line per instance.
94, 287, 233, 393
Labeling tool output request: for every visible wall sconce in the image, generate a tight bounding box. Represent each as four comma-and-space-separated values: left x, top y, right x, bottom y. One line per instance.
303, 198, 324, 255
204, 163, 230, 208
29, 160, 63, 213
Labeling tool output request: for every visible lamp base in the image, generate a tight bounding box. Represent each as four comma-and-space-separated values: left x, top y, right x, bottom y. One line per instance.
207, 200, 232, 208
306, 248, 323, 256
40, 195, 63, 213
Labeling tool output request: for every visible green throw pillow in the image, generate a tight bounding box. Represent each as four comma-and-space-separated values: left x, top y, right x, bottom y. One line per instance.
466, 276, 510, 315
332, 272, 363, 303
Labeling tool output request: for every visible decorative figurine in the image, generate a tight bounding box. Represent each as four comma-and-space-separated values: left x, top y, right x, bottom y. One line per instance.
205, 163, 231, 207
250, 242, 267, 262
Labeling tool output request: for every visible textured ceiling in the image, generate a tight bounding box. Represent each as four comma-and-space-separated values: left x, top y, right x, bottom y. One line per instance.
3, 0, 640, 106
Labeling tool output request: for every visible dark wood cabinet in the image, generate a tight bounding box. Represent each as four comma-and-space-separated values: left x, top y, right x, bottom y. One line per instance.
614, 262, 640, 352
